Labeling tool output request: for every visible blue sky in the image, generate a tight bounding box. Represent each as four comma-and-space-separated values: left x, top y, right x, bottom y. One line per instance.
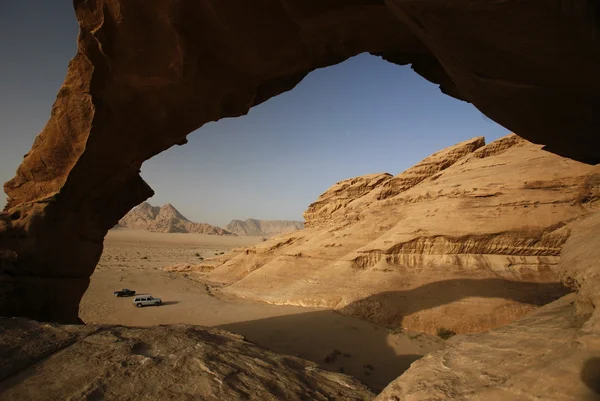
0, 1, 509, 226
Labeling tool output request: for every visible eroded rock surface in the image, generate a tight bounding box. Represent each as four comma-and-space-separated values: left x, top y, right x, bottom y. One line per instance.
1, 0, 599, 322
559, 212, 600, 334
375, 210, 600, 401
193, 135, 600, 334
303, 136, 486, 227
304, 173, 394, 229
118, 202, 231, 235
0, 318, 375, 401
375, 294, 600, 401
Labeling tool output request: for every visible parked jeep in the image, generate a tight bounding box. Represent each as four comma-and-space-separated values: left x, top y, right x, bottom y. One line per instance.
113, 288, 136, 297
133, 295, 162, 307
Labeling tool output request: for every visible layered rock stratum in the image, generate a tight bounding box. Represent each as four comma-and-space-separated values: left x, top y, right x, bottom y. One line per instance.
0, 318, 374, 401
225, 219, 304, 237
185, 135, 600, 335
118, 202, 231, 235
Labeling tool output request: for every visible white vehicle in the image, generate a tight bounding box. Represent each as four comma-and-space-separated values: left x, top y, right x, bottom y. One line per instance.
132, 295, 162, 308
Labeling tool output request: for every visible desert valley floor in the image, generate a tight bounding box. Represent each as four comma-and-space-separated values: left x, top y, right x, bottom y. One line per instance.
79, 229, 444, 392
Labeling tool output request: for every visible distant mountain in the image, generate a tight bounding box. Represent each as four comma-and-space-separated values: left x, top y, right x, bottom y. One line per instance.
225, 219, 304, 237
118, 202, 232, 235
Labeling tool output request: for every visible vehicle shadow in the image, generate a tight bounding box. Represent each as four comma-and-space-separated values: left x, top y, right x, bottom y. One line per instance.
160, 301, 180, 306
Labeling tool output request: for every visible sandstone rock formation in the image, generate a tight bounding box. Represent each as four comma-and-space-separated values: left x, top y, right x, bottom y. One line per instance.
0, 318, 374, 401
194, 135, 600, 335
225, 219, 304, 237
117, 202, 231, 235
1, 0, 599, 322
0, 2, 599, 399
304, 137, 486, 228
304, 173, 394, 229
375, 293, 599, 401
375, 211, 600, 401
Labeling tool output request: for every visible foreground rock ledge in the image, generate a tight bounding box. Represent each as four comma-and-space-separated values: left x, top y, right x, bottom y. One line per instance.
0, 318, 374, 401
375, 293, 600, 401
1, 0, 600, 323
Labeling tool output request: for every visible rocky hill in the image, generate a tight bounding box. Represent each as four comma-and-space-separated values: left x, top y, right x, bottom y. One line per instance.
225, 219, 304, 237
118, 202, 231, 235
182, 134, 600, 335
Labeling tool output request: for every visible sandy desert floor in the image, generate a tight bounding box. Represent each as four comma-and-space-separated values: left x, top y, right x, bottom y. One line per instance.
80, 229, 444, 392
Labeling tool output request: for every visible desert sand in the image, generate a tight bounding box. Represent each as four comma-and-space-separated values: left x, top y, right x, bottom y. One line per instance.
79, 229, 444, 392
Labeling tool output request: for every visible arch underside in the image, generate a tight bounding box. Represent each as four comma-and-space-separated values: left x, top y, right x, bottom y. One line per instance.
0, 0, 599, 322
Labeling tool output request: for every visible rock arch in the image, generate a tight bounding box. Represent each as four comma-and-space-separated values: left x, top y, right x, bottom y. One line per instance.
1, 0, 599, 322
